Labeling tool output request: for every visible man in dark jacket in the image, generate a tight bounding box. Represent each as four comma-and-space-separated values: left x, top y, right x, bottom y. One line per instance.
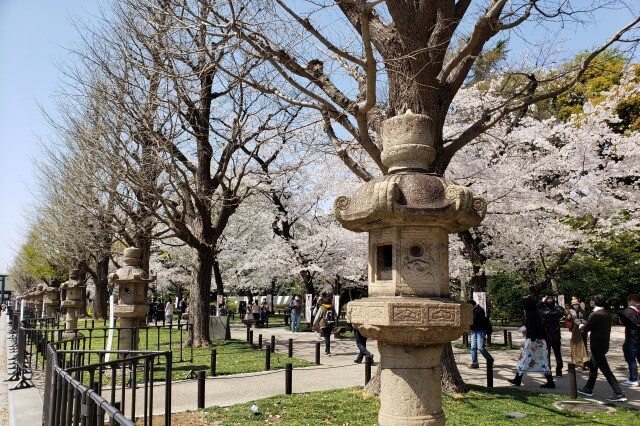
468, 300, 493, 369
618, 294, 640, 387
577, 294, 627, 402
538, 296, 565, 377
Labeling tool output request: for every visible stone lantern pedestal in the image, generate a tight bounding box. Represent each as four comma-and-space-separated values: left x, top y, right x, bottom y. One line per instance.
336, 111, 486, 425
60, 270, 86, 338
108, 247, 154, 351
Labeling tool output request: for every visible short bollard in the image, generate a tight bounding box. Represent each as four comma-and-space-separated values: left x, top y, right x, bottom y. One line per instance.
462, 332, 469, 347
365, 355, 372, 385
486, 332, 492, 346
503, 329, 508, 345
210, 349, 217, 377
197, 370, 205, 409
288, 338, 293, 358
258, 334, 263, 350
315, 342, 321, 365
568, 363, 577, 399
271, 335, 276, 353
285, 363, 292, 395
249, 330, 254, 347
486, 359, 494, 388
265, 343, 271, 371
507, 331, 513, 350
246, 326, 250, 342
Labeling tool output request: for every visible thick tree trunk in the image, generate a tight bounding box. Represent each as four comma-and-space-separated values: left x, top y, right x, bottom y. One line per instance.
212, 254, 224, 295
189, 248, 213, 347
93, 254, 110, 319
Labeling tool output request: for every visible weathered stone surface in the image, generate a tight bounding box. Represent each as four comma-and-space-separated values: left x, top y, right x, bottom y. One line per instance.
109, 247, 155, 351
336, 111, 485, 426
334, 174, 486, 234
347, 298, 471, 344
60, 269, 85, 331
209, 316, 231, 340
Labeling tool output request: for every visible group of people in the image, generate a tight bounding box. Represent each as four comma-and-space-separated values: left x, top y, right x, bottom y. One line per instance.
469, 293, 640, 402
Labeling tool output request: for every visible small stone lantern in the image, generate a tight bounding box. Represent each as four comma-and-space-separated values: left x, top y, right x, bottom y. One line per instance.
108, 247, 154, 351
336, 111, 486, 425
60, 269, 86, 335
42, 280, 61, 318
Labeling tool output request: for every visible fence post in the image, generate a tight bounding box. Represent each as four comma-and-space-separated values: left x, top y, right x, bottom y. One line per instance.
315, 342, 321, 365
486, 332, 492, 346
568, 363, 577, 399
507, 332, 513, 350
503, 329, 508, 345
486, 359, 494, 388
246, 326, 251, 342
271, 335, 276, 353
258, 334, 263, 350
365, 355, 372, 385
288, 338, 293, 358
210, 349, 217, 377
249, 330, 254, 347
462, 332, 469, 348
285, 363, 292, 395
265, 344, 271, 371
197, 370, 205, 409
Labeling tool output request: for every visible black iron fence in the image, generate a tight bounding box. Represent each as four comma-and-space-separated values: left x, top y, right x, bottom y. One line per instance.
43, 344, 171, 426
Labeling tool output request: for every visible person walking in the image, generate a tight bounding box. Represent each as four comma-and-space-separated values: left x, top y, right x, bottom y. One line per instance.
567, 297, 590, 371
251, 300, 261, 320
576, 294, 627, 402
312, 289, 337, 356
289, 295, 303, 332
618, 294, 640, 387
538, 295, 565, 377
164, 300, 174, 324
468, 300, 493, 369
353, 328, 373, 364
508, 296, 555, 388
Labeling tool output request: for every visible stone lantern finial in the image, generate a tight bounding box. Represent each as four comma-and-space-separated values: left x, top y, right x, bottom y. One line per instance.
380, 110, 436, 173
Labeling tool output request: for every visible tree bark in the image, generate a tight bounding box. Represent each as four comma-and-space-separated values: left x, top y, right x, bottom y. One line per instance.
189, 248, 213, 347
212, 254, 224, 295
93, 254, 110, 319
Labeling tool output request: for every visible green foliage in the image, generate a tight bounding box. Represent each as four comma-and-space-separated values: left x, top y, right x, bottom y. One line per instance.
487, 271, 528, 323
469, 39, 509, 85
555, 50, 625, 120
557, 232, 640, 306
612, 94, 640, 133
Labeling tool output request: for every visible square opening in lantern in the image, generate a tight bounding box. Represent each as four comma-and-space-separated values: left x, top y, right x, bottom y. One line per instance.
376, 244, 393, 281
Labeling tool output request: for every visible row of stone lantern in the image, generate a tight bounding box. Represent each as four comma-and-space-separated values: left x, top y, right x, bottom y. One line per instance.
16, 247, 153, 352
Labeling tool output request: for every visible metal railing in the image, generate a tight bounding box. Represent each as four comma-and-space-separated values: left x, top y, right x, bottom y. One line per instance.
44, 344, 171, 426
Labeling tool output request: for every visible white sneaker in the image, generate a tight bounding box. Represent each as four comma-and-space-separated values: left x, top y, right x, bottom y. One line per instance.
621, 380, 639, 387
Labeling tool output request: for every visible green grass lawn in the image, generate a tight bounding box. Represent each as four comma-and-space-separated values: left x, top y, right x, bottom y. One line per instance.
32, 318, 313, 382
203, 386, 638, 425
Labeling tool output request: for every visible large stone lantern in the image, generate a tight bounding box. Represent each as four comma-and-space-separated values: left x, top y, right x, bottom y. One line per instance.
60, 269, 86, 334
108, 247, 154, 351
336, 111, 486, 425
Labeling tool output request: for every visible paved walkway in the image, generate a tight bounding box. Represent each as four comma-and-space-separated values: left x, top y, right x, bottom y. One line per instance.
5, 319, 640, 423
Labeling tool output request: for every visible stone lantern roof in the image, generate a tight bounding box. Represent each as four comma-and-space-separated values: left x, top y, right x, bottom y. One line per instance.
108, 248, 155, 285
334, 110, 486, 233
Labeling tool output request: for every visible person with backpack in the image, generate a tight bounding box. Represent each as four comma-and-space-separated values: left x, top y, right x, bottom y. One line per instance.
538, 295, 565, 377
618, 294, 640, 387
576, 294, 627, 402
468, 299, 493, 369
312, 289, 337, 356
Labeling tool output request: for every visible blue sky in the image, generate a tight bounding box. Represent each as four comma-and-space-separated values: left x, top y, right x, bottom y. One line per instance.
0, 1, 636, 274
